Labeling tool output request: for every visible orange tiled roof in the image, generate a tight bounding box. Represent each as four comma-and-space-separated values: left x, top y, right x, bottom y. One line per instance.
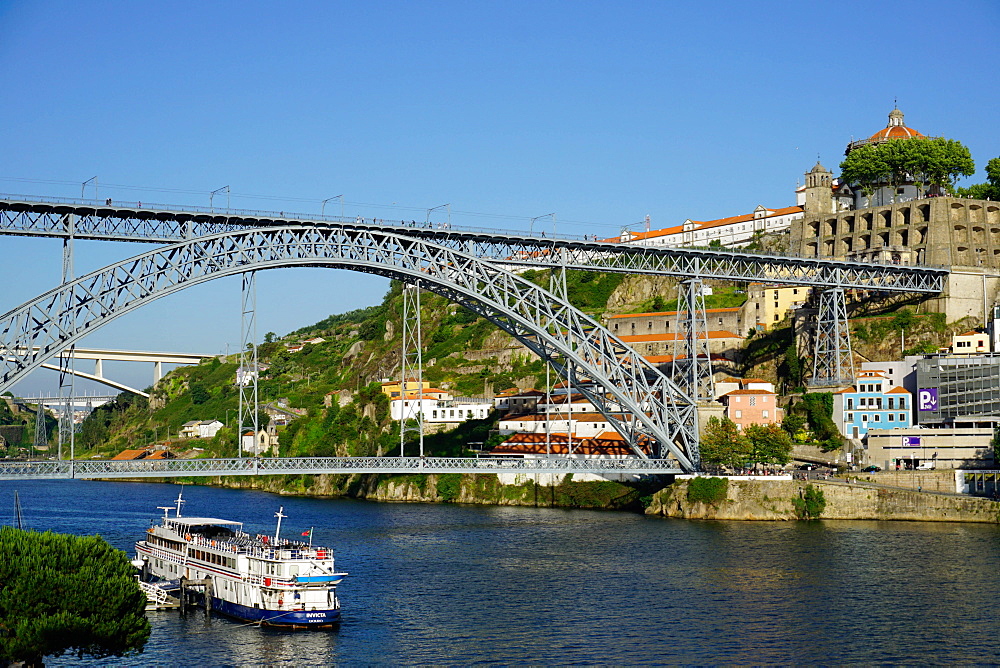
722, 388, 776, 396
146, 450, 173, 459
886, 386, 911, 394
112, 449, 148, 461
868, 125, 924, 142
688, 206, 803, 232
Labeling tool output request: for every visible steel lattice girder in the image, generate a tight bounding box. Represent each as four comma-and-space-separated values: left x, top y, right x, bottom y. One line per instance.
0, 226, 701, 470
0, 197, 947, 292
0, 456, 684, 480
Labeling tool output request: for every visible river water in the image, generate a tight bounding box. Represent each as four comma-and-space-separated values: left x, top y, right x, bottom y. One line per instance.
3, 479, 999, 665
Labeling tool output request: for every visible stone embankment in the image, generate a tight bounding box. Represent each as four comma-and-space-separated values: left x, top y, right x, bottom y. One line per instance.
648, 478, 1000, 523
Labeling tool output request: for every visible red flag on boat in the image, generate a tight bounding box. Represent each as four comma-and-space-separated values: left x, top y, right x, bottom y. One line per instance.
301, 530, 310, 536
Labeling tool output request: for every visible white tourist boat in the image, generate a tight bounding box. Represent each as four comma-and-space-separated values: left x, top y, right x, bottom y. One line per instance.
133, 491, 346, 628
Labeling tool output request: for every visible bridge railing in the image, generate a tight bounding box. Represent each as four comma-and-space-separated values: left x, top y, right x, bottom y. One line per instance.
0, 456, 683, 480
0, 192, 591, 242
0, 193, 955, 270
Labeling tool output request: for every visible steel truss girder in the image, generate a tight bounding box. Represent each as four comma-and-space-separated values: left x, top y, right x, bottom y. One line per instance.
0, 456, 683, 480
811, 288, 856, 387
0, 197, 946, 292
0, 226, 700, 470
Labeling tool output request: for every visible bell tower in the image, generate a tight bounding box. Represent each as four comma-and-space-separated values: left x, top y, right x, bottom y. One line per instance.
804, 160, 833, 214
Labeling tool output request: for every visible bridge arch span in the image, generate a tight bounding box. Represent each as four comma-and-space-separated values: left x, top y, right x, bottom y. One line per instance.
0, 226, 700, 470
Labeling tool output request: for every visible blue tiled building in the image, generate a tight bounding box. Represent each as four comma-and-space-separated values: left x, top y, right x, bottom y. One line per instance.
833, 370, 913, 440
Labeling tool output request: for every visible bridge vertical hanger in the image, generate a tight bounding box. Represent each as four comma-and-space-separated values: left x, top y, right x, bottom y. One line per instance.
237, 271, 259, 457
58, 211, 76, 461
33, 399, 46, 458
811, 287, 855, 387
670, 278, 715, 402
400, 281, 424, 456
548, 251, 571, 453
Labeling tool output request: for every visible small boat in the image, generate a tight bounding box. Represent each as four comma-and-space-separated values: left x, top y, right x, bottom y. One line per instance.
133, 491, 346, 628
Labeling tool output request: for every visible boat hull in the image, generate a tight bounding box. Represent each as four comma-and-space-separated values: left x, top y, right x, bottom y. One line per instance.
211, 596, 341, 628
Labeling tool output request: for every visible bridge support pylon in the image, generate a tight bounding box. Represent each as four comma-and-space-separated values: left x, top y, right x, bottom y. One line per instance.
399, 281, 425, 456
671, 278, 715, 402
237, 271, 259, 457
810, 287, 855, 388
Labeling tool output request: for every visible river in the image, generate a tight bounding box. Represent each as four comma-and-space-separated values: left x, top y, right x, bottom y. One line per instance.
3, 479, 999, 665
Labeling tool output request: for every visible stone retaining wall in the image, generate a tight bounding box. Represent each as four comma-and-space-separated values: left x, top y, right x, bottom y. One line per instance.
647, 478, 1000, 523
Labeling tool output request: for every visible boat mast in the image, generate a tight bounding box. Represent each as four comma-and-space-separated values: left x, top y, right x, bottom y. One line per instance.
174, 489, 185, 517
274, 506, 286, 544
14, 490, 22, 530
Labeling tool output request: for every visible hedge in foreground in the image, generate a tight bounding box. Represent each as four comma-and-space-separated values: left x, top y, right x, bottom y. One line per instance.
0, 527, 150, 665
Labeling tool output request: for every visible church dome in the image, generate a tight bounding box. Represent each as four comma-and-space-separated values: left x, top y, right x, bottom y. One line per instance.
846, 107, 925, 154
867, 107, 925, 142
809, 160, 829, 174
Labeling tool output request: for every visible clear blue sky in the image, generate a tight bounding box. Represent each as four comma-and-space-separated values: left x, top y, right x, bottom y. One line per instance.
1, 0, 998, 395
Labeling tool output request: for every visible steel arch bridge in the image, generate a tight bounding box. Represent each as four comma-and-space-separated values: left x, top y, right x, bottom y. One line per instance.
0, 194, 947, 292
0, 225, 701, 470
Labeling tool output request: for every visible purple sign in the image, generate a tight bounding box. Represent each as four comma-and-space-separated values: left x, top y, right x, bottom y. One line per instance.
918, 388, 938, 411
902, 436, 921, 447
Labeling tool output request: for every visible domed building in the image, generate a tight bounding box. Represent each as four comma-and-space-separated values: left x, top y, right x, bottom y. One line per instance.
846, 107, 926, 154
842, 107, 938, 208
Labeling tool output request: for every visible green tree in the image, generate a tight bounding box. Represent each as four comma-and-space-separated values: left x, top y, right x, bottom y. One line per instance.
791, 484, 826, 520
699, 417, 751, 470
264, 331, 277, 344
957, 156, 1000, 200
841, 136, 975, 202
0, 528, 149, 665
781, 414, 808, 441
743, 423, 793, 467
783, 343, 804, 388
189, 383, 211, 405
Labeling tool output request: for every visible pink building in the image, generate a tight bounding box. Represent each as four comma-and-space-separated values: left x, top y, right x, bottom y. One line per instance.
720, 389, 783, 430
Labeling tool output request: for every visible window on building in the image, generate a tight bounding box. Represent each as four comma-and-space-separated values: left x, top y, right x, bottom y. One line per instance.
750, 396, 757, 407
900, 413, 907, 422
899, 398, 906, 409
888, 414, 894, 422
734, 410, 742, 418
774, 314, 779, 322
847, 413, 853, 422
847, 398, 854, 410
762, 410, 769, 418
888, 397, 895, 409
648, 322, 652, 329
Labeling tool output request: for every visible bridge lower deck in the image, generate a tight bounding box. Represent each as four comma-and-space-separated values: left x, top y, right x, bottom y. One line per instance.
0, 456, 682, 480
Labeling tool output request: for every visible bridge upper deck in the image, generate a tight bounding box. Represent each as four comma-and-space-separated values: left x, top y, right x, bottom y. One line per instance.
0, 194, 947, 292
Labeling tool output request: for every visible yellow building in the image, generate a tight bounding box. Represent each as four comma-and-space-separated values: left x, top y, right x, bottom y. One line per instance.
380, 378, 436, 399
744, 284, 809, 330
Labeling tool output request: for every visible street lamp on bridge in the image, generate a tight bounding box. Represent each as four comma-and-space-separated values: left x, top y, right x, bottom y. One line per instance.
321, 195, 344, 218
210, 185, 230, 213
530, 213, 555, 237
425, 203, 450, 228
81, 176, 98, 201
